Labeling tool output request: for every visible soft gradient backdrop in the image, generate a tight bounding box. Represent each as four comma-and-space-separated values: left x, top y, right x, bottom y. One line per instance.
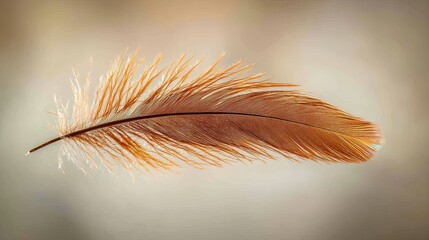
1, 1, 428, 239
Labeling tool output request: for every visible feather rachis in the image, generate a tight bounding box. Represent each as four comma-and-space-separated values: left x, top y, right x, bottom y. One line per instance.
28, 50, 382, 174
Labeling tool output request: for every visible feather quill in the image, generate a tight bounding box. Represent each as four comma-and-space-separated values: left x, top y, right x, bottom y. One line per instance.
28, 50, 382, 174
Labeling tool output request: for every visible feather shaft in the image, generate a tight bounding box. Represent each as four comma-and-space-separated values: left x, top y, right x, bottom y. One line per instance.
30, 111, 362, 153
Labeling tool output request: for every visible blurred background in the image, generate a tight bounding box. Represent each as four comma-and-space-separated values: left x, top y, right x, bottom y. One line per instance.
0, 0, 428, 239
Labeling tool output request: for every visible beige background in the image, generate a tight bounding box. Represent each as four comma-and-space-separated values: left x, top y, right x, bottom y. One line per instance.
1, 1, 428, 239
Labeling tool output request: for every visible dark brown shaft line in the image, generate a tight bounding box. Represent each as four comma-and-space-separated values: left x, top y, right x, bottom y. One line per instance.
28, 111, 344, 154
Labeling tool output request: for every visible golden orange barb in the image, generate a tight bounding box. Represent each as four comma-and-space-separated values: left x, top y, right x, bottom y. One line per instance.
29, 50, 382, 175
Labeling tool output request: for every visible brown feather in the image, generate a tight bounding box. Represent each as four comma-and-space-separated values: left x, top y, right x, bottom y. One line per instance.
28, 50, 382, 174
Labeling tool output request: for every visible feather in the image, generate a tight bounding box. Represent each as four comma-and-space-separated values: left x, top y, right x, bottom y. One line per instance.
28, 50, 382, 174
